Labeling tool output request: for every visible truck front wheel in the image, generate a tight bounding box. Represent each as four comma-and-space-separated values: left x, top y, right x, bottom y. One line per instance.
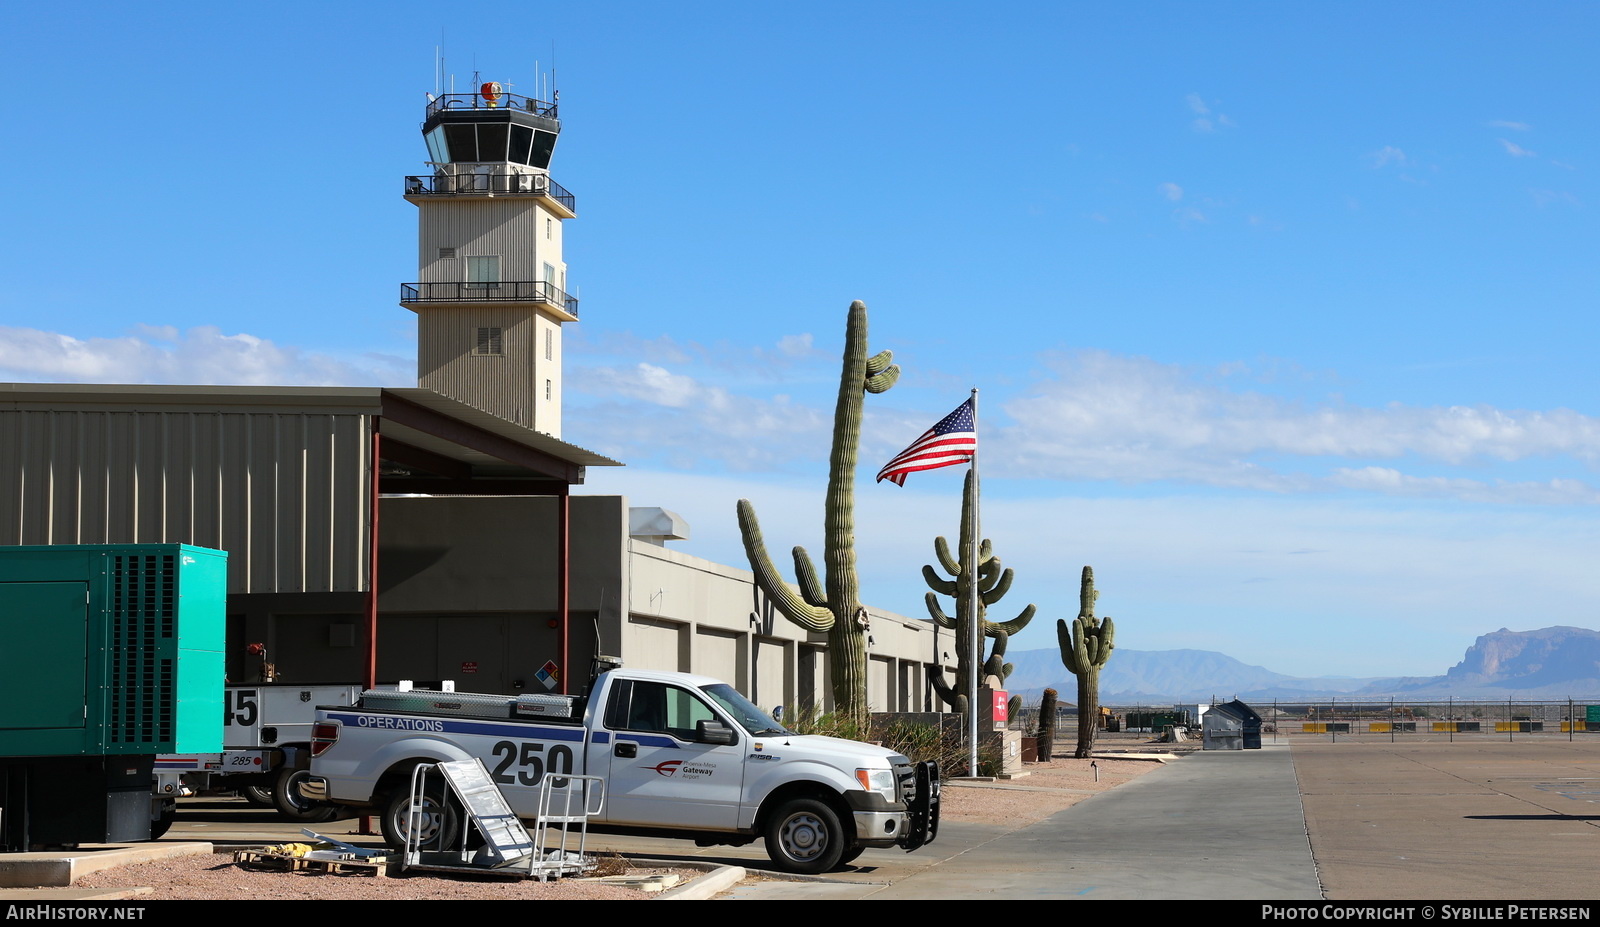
764, 798, 846, 874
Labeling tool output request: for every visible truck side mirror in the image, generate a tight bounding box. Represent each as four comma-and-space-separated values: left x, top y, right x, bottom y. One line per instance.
696, 720, 737, 745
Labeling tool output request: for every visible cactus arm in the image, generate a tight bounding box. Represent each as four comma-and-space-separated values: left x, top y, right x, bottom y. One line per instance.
1097, 616, 1116, 665
793, 547, 826, 608
1058, 617, 1084, 674
977, 559, 1000, 594
925, 591, 956, 628
864, 364, 900, 393
921, 564, 957, 596
933, 536, 960, 576
927, 665, 967, 713
736, 499, 833, 633
986, 602, 1035, 637
865, 349, 894, 376
981, 567, 1014, 605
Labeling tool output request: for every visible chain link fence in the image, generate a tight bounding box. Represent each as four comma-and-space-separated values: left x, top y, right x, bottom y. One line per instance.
1004, 694, 1600, 747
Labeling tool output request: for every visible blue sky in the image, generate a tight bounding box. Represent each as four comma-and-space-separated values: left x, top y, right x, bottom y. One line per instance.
3, 2, 1597, 677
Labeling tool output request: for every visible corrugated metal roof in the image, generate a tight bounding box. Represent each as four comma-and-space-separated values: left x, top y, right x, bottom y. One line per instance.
0, 383, 623, 470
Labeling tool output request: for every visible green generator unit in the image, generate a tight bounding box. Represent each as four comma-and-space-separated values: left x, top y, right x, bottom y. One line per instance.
0, 544, 226, 850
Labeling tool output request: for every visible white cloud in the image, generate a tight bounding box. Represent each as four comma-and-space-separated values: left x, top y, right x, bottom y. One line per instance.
570, 344, 1600, 507
570, 329, 824, 381
1369, 146, 1408, 168
777, 333, 815, 357
1487, 120, 1531, 131
1530, 189, 1580, 207
1185, 93, 1235, 132
1158, 182, 1184, 201
995, 351, 1600, 498
1499, 138, 1538, 158
580, 466, 1600, 678
567, 361, 831, 471
1328, 468, 1600, 505
0, 325, 409, 386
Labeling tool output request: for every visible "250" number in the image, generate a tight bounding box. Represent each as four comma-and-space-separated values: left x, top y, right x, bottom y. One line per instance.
490, 740, 574, 787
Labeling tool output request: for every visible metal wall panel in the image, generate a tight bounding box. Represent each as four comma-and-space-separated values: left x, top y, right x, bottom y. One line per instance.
417, 199, 564, 284
416, 306, 541, 427
0, 409, 371, 595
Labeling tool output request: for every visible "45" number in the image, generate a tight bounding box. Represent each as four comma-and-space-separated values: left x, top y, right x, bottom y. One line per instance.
224, 689, 258, 727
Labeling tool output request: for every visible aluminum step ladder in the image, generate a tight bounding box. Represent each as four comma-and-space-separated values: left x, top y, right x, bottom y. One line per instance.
437, 758, 535, 867
399, 759, 604, 880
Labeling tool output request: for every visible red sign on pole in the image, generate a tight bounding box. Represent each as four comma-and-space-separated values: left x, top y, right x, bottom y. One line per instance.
992, 689, 1009, 723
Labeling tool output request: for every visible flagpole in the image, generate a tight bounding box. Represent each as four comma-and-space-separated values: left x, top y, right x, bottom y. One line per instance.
966, 387, 980, 778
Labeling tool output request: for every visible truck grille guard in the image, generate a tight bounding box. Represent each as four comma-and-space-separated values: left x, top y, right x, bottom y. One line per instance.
895, 759, 940, 851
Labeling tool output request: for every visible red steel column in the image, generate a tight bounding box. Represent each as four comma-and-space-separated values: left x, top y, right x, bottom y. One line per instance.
558, 484, 570, 694
365, 430, 381, 690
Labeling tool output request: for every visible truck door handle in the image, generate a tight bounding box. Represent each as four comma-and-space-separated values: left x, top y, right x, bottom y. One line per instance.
614, 742, 637, 759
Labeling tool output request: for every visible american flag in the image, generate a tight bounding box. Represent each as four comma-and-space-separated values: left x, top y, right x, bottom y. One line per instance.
875, 398, 977, 486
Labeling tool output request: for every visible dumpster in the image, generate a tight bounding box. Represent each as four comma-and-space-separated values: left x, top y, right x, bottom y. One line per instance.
1203, 700, 1263, 750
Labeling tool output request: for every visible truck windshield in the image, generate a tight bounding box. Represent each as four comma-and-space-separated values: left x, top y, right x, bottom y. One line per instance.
702, 684, 794, 736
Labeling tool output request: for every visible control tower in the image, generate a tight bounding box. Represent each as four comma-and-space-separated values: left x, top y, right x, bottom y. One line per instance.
401, 81, 577, 436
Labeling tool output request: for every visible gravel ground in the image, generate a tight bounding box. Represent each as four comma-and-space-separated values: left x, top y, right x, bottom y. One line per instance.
66, 751, 1175, 900
73, 853, 692, 900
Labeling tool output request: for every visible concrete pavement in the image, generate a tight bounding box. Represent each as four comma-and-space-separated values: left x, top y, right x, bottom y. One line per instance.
725, 744, 1322, 899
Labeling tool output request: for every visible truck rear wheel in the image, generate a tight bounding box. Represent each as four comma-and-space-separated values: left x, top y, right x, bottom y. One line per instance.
150, 800, 176, 840
764, 798, 846, 874
272, 767, 337, 823
241, 785, 274, 807
380, 785, 461, 850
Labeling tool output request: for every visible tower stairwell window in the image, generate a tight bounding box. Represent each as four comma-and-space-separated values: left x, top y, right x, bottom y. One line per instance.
466, 255, 501, 289
475, 327, 504, 356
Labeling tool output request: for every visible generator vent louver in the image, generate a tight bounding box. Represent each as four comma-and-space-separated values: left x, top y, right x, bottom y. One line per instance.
108, 553, 177, 746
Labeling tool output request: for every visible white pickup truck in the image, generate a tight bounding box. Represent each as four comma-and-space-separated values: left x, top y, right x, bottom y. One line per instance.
301, 668, 939, 873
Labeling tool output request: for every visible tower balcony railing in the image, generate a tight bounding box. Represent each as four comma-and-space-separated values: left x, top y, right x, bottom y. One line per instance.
404, 172, 575, 212
400, 281, 579, 318
425, 91, 557, 120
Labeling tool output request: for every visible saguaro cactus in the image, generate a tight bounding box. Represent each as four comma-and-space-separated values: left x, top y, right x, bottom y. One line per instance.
924, 469, 1035, 716
1057, 566, 1115, 758
1036, 687, 1059, 760
737, 301, 899, 722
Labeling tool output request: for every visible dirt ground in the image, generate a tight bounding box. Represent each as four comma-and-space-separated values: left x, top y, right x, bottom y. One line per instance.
67, 751, 1172, 900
